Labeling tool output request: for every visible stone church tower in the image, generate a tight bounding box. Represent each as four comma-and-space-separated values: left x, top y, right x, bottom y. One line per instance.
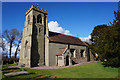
19, 5, 49, 67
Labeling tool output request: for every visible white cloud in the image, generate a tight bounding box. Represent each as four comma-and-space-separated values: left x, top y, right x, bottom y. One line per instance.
2, 38, 21, 57
3, 38, 15, 54
80, 35, 91, 43
48, 21, 92, 43
48, 21, 70, 35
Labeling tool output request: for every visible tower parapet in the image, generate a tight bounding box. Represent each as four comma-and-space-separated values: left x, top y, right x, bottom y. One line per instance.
26, 5, 47, 16
19, 4, 49, 67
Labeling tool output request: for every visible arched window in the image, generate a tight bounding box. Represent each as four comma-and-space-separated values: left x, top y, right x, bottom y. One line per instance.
33, 15, 36, 23
25, 41, 28, 58
81, 50, 85, 57
37, 14, 42, 24
28, 15, 30, 24
39, 28, 41, 33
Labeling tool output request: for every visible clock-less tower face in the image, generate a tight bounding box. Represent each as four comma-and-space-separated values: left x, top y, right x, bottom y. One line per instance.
31, 6, 47, 67
19, 5, 48, 67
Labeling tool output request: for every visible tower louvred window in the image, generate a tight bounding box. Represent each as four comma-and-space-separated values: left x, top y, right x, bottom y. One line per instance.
37, 14, 42, 24
28, 15, 30, 24
33, 15, 36, 23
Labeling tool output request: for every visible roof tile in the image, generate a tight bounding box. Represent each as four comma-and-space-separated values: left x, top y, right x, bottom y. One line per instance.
56, 48, 66, 56
49, 31, 86, 46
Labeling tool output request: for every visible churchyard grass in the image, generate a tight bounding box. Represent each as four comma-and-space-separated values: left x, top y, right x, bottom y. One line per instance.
2, 62, 119, 79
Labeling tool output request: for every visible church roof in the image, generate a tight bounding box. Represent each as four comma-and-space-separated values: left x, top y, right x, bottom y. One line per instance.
49, 31, 87, 46
56, 48, 66, 56
84, 41, 91, 47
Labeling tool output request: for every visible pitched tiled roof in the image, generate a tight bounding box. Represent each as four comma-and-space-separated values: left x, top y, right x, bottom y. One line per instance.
56, 48, 66, 56
84, 41, 91, 47
49, 31, 87, 46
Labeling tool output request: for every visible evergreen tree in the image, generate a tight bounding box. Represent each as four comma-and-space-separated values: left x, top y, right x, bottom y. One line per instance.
91, 10, 120, 67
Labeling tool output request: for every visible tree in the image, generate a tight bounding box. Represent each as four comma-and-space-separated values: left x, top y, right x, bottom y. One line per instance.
14, 31, 22, 59
2, 28, 20, 59
1, 38, 9, 64
90, 25, 109, 61
91, 10, 120, 67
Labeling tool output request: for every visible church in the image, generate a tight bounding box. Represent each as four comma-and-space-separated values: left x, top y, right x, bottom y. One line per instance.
19, 5, 94, 67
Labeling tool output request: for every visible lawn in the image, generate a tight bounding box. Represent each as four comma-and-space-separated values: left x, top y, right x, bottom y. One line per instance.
2, 62, 119, 80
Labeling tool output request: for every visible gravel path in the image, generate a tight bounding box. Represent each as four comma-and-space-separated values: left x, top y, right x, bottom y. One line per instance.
8, 61, 98, 69
31, 61, 97, 69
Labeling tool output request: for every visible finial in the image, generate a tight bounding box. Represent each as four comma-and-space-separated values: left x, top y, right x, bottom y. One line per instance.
31, 5, 35, 8
35, 3, 40, 9
77, 34, 78, 38
37, 3, 39, 6
45, 10, 47, 13
35, 3, 39, 7
41, 8, 44, 11
37, 6, 40, 9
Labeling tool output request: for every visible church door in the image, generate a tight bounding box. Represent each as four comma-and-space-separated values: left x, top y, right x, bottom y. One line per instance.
66, 55, 69, 66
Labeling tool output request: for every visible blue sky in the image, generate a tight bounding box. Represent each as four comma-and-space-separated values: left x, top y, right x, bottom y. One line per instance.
2, 2, 118, 38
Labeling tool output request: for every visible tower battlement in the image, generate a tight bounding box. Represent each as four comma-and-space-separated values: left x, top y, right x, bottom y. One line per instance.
26, 5, 47, 15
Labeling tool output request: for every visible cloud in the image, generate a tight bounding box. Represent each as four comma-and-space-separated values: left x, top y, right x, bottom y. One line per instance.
80, 35, 91, 43
48, 21, 70, 35
2, 38, 21, 57
48, 21, 92, 43
2, 38, 15, 53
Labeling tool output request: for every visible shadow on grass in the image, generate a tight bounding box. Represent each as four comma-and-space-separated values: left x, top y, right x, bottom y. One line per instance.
2, 68, 20, 71
3, 72, 35, 80
2, 78, 119, 80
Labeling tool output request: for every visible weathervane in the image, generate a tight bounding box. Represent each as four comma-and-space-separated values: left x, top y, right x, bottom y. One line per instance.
36, 3, 39, 6
35, 2, 39, 7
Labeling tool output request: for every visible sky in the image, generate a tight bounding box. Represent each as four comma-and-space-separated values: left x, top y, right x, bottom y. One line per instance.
1, 2, 119, 56
2, 2, 118, 39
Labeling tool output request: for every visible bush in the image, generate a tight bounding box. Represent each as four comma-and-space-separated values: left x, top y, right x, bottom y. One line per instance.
2, 56, 19, 65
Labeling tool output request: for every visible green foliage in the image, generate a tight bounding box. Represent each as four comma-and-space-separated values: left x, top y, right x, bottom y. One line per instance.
90, 10, 120, 67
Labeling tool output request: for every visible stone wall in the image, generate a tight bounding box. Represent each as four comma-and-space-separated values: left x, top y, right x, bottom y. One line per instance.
19, 10, 33, 67
49, 42, 88, 66
49, 42, 68, 66
31, 8, 47, 67
19, 5, 48, 67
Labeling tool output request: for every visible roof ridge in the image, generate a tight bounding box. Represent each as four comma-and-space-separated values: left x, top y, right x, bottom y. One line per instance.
49, 31, 87, 46
83, 41, 89, 47
49, 31, 81, 39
